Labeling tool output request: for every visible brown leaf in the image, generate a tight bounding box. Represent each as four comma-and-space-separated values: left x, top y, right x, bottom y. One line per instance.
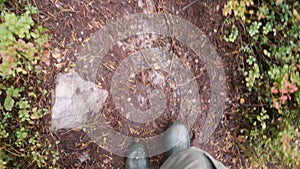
237, 135, 244, 142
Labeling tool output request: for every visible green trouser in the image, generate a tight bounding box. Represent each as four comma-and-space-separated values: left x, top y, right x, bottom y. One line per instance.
160, 147, 228, 169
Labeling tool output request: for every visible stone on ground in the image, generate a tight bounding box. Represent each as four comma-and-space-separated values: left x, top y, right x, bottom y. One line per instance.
51, 71, 108, 130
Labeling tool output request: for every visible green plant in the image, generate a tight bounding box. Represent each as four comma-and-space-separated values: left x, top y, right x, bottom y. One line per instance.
224, 25, 239, 42
223, 0, 300, 168
0, 4, 57, 168
0, 0, 5, 9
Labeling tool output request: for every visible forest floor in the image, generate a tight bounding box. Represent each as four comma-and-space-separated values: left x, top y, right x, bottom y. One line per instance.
35, 0, 249, 168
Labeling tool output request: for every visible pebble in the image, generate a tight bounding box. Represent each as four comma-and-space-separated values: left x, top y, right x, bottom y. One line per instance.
153, 63, 161, 70
216, 5, 220, 12
130, 72, 135, 78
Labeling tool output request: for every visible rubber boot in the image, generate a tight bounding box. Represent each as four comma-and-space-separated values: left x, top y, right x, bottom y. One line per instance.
125, 143, 149, 169
163, 122, 190, 160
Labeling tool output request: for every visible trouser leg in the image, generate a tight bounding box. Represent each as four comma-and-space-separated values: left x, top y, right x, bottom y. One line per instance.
160, 147, 227, 169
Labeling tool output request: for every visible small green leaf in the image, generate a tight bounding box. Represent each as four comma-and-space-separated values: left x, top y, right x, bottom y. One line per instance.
246, 56, 256, 65
31, 32, 37, 38
4, 96, 14, 111
248, 21, 262, 37
6, 86, 21, 98
263, 22, 272, 35
224, 25, 239, 42
29, 92, 37, 98
17, 99, 29, 109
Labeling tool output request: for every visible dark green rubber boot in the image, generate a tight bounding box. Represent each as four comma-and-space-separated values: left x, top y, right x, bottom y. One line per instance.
125, 143, 149, 169
163, 122, 190, 160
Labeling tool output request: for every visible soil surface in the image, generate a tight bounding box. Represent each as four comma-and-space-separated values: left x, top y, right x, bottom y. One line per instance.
35, 0, 249, 168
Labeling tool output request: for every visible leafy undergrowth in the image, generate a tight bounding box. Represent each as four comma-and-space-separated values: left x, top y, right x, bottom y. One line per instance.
0, 2, 58, 168
223, 0, 300, 168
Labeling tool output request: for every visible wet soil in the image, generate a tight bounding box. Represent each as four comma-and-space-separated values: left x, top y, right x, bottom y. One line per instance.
35, 0, 249, 168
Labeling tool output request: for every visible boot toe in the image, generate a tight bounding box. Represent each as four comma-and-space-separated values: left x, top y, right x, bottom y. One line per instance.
125, 143, 149, 169
164, 122, 190, 159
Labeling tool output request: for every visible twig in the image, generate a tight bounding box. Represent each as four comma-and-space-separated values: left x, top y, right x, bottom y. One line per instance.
177, 74, 201, 87
182, 0, 199, 11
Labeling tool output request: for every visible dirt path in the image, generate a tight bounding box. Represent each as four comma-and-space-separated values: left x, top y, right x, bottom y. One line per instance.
36, 0, 248, 168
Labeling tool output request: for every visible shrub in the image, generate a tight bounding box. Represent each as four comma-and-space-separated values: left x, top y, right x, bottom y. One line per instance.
223, 0, 300, 168
0, 5, 58, 168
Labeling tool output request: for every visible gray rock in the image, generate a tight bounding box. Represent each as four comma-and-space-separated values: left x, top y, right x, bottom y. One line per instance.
51, 71, 108, 130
